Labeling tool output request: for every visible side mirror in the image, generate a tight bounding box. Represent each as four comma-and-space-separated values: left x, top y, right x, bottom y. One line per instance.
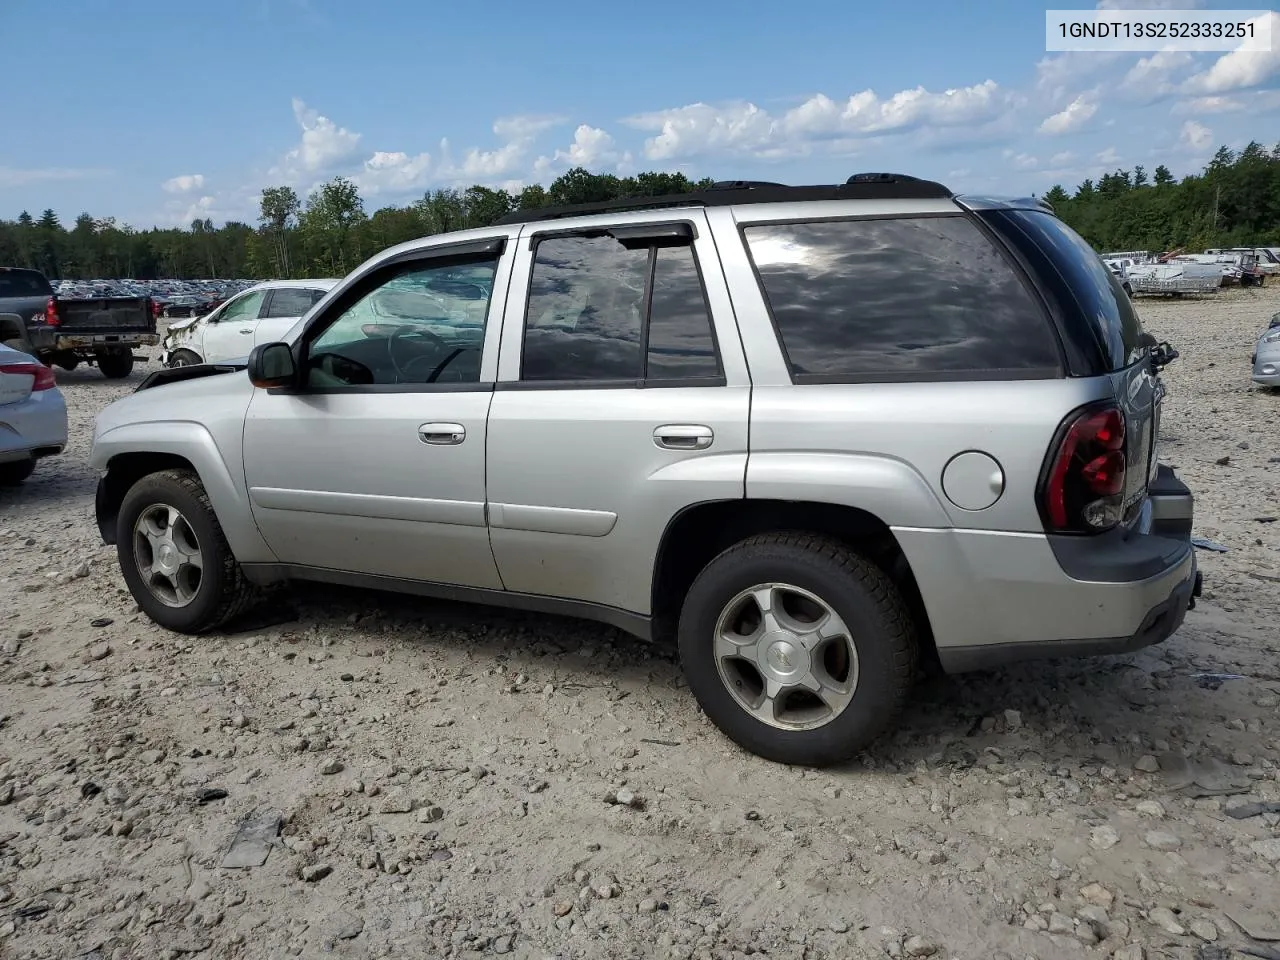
247, 342, 297, 389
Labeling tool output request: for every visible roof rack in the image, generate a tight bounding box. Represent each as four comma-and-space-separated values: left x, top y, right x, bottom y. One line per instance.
493, 173, 952, 225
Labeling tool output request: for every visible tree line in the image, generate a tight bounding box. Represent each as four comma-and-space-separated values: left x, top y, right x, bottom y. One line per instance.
2, 141, 1278, 281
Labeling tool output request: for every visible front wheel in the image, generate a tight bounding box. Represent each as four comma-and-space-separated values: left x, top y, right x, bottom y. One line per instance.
96, 348, 134, 379
678, 532, 918, 767
167, 349, 203, 368
116, 469, 257, 633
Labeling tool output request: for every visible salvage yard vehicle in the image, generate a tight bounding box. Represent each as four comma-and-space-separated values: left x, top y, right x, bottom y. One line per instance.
88, 174, 1202, 766
1252, 312, 1280, 387
0, 339, 67, 485
0, 266, 158, 378
161, 279, 339, 367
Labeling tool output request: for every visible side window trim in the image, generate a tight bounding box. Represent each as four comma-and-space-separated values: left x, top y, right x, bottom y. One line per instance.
259, 289, 276, 320
738, 213, 1064, 385
508, 224, 726, 389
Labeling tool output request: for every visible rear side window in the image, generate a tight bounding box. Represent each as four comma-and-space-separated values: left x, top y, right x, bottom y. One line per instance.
264, 287, 320, 318
0, 270, 53, 298
520, 233, 722, 383
743, 216, 1061, 382
987, 209, 1146, 372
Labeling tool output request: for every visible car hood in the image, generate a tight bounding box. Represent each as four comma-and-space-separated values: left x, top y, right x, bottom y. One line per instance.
164, 314, 205, 336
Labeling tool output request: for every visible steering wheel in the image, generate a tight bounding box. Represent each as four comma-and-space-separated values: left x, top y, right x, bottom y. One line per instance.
387, 324, 448, 381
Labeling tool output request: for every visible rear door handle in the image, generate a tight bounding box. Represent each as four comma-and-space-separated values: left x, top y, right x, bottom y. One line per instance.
419, 422, 465, 445
654, 424, 713, 450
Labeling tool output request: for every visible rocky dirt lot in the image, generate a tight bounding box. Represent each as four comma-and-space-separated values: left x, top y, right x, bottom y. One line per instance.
1, 287, 1279, 960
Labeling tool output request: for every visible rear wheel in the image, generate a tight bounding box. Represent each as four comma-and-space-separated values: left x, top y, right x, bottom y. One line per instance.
116, 469, 257, 633
96, 348, 134, 379
678, 532, 918, 767
0, 460, 35, 486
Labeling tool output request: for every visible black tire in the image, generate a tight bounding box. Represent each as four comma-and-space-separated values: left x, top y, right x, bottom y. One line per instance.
116, 469, 257, 633
168, 349, 202, 367
0, 459, 35, 486
96, 349, 134, 379
677, 532, 918, 767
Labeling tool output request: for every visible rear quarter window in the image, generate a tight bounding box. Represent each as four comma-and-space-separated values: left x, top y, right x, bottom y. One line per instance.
742, 216, 1061, 382
0, 270, 54, 298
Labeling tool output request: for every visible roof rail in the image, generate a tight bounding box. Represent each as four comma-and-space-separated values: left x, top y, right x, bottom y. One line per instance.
493, 174, 953, 226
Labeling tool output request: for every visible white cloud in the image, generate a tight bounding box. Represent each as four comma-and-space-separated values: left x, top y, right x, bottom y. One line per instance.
353, 150, 433, 195
275, 98, 362, 180
492, 114, 566, 141
534, 124, 626, 177
1096, 146, 1121, 165
1174, 95, 1245, 114
1004, 150, 1039, 170
1038, 95, 1097, 134
1050, 151, 1076, 165
622, 80, 1014, 162
0, 166, 109, 188
1183, 11, 1280, 93
1122, 50, 1196, 98
162, 174, 205, 194
1180, 119, 1213, 149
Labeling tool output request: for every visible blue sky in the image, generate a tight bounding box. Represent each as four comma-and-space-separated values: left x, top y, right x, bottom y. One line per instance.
2, 0, 1277, 228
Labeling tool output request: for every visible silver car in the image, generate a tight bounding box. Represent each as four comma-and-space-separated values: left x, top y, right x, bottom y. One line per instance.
0, 340, 68, 485
1252, 312, 1280, 387
88, 175, 1201, 766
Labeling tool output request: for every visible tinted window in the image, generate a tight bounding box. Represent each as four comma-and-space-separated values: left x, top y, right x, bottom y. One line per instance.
0, 270, 53, 298
744, 216, 1060, 380
997, 210, 1145, 371
306, 258, 497, 387
521, 236, 649, 381
264, 287, 320, 318
646, 245, 721, 379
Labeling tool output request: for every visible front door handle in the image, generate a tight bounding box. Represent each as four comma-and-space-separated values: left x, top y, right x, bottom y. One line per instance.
239, 328, 253, 334
419, 422, 465, 445
654, 424, 713, 450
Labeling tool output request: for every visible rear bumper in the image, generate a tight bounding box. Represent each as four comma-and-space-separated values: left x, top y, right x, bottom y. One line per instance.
895, 463, 1202, 672
0, 388, 68, 464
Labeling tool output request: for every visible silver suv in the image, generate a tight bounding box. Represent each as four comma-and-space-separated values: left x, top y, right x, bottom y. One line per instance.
89, 175, 1201, 766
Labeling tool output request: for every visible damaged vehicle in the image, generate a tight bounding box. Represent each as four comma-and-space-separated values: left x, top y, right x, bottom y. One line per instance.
161, 279, 338, 367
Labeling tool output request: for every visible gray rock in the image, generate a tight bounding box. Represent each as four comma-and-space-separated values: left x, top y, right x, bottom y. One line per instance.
379, 791, 413, 814
1147, 907, 1185, 936
329, 912, 363, 940
1080, 883, 1114, 908
829, 919, 850, 933
1134, 755, 1160, 773
300, 863, 332, 883
492, 935, 513, 954
1112, 946, 1145, 960
614, 788, 640, 808
416, 805, 444, 823
1, 639, 19, 656
87, 643, 112, 662
904, 935, 938, 957
0, 783, 13, 806
1144, 831, 1182, 851
1047, 913, 1074, 935
1189, 919, 1218, 941
139, 750, 165, 765
1135, 800, 1165, 818
1090, 826, 1120, 850
638, 898, 659, 914
318, 758, 344, 776
1003, 709, 1023, 732
1250, 838, 1280, 862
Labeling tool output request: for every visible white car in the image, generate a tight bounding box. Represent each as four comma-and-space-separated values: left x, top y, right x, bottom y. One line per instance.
160, 279, 339, 367
0, 341, 67, 485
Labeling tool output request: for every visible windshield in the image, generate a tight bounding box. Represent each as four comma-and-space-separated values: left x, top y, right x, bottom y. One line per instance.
0, 270, 54, 298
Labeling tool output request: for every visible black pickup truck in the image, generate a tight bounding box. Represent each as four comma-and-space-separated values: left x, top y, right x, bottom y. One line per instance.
0, 267, 159, 378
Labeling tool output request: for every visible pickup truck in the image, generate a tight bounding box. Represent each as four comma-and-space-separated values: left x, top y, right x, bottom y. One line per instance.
0, 266, 159, 378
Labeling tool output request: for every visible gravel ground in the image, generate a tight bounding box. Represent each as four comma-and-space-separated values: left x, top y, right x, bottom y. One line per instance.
1, 287, 1279, 960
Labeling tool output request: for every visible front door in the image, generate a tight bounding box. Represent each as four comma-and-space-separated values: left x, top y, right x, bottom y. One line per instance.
485, 213, 751, 617
201, 289, 266, 362
241, 239, 512, 588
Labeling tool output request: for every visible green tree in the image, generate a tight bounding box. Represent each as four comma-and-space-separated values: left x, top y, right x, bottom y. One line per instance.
259, 186, 300, 277
298, 177, 366, 275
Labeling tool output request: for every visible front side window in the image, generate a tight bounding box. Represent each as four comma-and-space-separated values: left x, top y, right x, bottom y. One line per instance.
218, 290, 266, 323
305, 257, 498, 387
264, 287, 320, 318
520, 232, 721, 382
743, 216, 1061, 381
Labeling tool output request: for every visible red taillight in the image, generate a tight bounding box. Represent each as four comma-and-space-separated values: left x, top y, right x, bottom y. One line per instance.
151, 299, 161, 318
1042, 405, 1127, 533
0, 362, 56, 391
45, 297, 60, 327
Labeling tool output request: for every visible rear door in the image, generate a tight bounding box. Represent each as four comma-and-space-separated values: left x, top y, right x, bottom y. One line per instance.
255, 287, 325, 348
484, 211, 750, 617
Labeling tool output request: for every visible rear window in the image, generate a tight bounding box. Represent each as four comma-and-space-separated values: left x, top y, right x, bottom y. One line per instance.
980, 209, 1145, 372
742, 216, 1061, 382
264, 287, 321, 318
0, 270, 53, 298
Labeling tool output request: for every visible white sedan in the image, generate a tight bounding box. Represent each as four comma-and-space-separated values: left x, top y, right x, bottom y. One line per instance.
160, 279, 338, 367
0, 343, 67, 485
